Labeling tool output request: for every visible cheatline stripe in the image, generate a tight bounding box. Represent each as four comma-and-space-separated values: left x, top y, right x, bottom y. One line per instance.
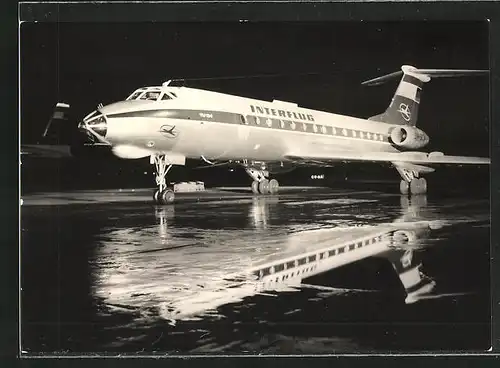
402, 74, 425, 87
106, 108, 390, 143
395, 81, 420, 103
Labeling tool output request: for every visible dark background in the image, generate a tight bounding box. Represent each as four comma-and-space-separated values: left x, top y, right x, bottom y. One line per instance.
19, 21, 490, 191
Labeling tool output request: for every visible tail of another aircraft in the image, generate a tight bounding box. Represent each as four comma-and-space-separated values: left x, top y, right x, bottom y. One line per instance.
41, 102, 72, 143
362, 65, 488, 127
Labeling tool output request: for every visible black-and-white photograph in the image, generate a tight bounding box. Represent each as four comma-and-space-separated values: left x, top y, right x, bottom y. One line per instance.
20, 19, 490, 354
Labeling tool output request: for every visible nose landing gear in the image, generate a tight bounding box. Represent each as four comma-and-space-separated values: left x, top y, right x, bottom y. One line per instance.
153, 188, 175, 204
151, 154, 175, 204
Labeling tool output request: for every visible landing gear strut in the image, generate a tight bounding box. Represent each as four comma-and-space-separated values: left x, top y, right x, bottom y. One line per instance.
397, 167, 427, 195
151, 154, 175, 204
245, 167, 280, 195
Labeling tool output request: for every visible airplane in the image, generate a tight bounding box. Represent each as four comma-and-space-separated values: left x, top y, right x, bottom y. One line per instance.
24, 65, 490, 203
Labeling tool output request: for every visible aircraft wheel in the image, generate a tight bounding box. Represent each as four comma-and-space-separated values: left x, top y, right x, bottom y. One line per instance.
160, 189, 175, 204
153, 189, 162, 203
410, 178, 427, 195
258, 179, 270, 195
269, 179, 279, 195
400, 180, 410, 195
419, 178, 427, 194
251, 180, 260, 194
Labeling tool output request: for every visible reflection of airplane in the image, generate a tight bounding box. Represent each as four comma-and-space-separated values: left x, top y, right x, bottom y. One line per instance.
245, 196, 443, 296
93, 194, 480, 322
23, 66, 489, 203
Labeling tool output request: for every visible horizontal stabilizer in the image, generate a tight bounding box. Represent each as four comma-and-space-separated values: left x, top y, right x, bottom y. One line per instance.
362, 65, 488, 86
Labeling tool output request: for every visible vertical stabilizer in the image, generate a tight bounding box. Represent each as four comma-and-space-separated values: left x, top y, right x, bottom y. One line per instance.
362, 65, 488, 127
366, 66, 429, 126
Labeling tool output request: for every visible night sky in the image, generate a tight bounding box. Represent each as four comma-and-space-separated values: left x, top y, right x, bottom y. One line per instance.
19, 21, 490, 190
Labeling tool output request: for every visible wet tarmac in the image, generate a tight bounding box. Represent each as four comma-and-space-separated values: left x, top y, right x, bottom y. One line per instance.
20, 187, 491, 354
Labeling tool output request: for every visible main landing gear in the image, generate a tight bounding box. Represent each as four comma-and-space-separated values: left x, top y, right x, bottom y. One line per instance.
151, 154, 175, 204
397, 167, 427, 195
245, 167, 280, 195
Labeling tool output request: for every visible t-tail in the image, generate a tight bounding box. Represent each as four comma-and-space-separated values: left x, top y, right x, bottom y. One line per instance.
362, 65, 488, 127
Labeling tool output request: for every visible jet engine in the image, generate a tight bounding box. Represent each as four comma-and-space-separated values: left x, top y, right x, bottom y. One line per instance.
389, 126, 429, 150
392, 227, 431, 246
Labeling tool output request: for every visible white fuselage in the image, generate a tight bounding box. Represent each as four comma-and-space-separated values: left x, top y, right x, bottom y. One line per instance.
98, 86, 400, 162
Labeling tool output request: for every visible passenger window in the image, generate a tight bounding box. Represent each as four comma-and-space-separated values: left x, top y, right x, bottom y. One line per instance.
290, 121, 296, 130
321, 126, 326, 134
240, 115, 247, 125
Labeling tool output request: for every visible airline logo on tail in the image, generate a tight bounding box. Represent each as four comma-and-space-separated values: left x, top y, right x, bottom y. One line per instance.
398, 103, 412, 122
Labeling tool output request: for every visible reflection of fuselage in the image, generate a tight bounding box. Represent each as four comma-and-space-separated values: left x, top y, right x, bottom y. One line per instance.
94, 87, 403, 161
92, 195, 448, 321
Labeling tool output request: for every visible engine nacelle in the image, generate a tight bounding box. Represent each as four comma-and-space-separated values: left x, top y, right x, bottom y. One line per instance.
392, 228, 431, 245
389, 126, 429, 150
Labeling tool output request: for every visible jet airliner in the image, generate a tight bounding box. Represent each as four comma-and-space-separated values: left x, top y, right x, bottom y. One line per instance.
26, 65, 490, 203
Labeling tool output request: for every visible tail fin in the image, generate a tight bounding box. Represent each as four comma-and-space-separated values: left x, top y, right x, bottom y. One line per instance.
362, 65, 488, 126
41, 102, 71, 144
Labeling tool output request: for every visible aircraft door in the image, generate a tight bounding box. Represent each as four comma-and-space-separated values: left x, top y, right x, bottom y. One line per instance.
237, 115, 251, 141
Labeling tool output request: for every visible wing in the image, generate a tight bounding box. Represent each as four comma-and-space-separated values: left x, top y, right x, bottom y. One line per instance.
21, 144, 74, 158
284, 150, 490, 167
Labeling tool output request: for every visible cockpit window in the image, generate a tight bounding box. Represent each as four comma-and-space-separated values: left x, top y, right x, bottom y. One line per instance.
126, 91, 143, 100
140, 91, 161, 101
126, 87, 178, 101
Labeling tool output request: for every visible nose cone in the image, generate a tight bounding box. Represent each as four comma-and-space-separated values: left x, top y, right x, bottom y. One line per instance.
86, 115, 108, 138
80, 113, 108, 141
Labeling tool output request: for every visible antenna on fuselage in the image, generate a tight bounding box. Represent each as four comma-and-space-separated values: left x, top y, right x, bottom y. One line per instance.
162, 79, 185, 87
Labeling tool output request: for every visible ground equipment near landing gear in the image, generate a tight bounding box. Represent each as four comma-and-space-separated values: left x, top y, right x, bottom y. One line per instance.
245, 166, 280, 195
397, 167, 427, 195
151, 154, 175, 204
